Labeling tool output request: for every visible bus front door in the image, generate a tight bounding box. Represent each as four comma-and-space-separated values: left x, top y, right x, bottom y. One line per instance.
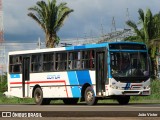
22, 57, 30, 97
96, 51, 106, 96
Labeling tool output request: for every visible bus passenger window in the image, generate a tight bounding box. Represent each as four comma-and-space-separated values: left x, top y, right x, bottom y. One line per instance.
31, 54, 42, 72
14, 65, 21, 72
55, 53, 67, 71
82, 51, 88, 69
77, 52, 81, 69
89, 50, 95, 69
43, 53, 54, 71
68, 52, 75, 69
9, 56, 22, 73
68, 52, 73, 69
82, 50, 94, 69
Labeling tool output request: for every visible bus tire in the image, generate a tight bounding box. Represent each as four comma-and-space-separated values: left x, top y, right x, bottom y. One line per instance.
117, 96, 130, 105
85, 86, 98, 105
63, 98, 79, 105
34, 87, 47, 105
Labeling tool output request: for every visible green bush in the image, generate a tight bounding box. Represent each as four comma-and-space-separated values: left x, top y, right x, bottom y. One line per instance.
130, 79, 160, 102
0, 73, 7, 93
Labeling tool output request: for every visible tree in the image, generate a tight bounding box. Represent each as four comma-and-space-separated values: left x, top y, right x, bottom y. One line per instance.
28, 0, 73, 48
126, 8, 160, 78
0, 73, 7, 93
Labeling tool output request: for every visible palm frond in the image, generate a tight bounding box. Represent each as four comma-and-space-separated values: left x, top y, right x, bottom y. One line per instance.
54, 3, 73, 31
126, 20, 144, 41
28, 0, 73, 48
27, 13, 45, 31
138, 9, 144, 22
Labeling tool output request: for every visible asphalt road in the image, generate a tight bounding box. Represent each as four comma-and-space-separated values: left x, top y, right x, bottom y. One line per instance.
0, 103, 160, 112
0, 103, 159, 118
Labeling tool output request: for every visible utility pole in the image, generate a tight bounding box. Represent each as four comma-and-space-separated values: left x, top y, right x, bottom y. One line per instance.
90, 29, 93, 41
111, 17, 117, 42
101, 24, 105, 40
37, 37, 41, 49
124, 8, 130, 30
111, 17, 116, 32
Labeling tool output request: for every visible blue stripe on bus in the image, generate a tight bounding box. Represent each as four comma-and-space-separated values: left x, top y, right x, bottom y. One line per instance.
65, 46, 74, 50
65, 43, 108, 50
76, 70, 92, 85
124, 83, 131, 90
67, 71, 81, 97
85, 43, 107, 49
74, 46, 86, 49
10, 74, 20, 78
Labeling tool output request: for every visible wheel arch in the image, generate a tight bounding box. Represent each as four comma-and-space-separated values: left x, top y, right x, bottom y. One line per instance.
80, 83, 91, 101
32, 84, 41, 98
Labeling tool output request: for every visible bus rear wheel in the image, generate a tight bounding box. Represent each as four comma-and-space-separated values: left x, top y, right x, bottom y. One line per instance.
34, 87, 50, 105
85, 86, 98, 105
63, 98, 79, 105
117, 96, 130, 105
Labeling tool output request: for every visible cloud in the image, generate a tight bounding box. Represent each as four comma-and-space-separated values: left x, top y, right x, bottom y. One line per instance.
3, 0, 160, 42
58, 0, 160, 39
3, 0, 44, 41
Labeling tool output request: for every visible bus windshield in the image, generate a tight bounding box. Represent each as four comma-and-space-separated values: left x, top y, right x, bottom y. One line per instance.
110, 52, 149, 78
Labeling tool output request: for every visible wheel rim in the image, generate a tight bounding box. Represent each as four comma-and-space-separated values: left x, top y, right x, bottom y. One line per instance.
86, 90, 94, 102
35, 92, 41, 102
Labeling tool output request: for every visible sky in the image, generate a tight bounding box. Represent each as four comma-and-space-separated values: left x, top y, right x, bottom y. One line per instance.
3, 0, 160, 43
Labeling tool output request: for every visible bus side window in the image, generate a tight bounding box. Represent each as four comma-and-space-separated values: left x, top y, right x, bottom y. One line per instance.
72, 52, 76, 69
60, 53, 67, 70
77, 52, 81, 69
68, 52, 73, 69
82, 50, 92, 69
9, 56, 22, 73
43, 53, 54, 71
55, 53, 67, 71
90, 50, 95, 69
82, 51, 86, 69
68, 52, 80, 70
31, 54, 42, 72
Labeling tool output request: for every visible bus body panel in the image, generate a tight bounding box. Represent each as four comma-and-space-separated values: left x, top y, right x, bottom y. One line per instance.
8, 71, 96, 98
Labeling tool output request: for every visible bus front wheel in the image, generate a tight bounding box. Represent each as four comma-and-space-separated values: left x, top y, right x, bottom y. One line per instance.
84, 86, 98, 105
117, 96, 130, 105
34, 87, 50, 105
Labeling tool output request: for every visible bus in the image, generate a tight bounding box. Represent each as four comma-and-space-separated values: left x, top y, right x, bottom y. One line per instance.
7, 42, 150, 105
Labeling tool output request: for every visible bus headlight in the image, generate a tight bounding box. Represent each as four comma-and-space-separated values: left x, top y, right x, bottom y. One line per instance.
144, 86, 150, 89
110, 85, 122, 90
110, 85, 116, 89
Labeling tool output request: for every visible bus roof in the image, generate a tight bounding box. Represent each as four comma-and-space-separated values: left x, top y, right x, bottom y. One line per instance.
8, 41, 146, 55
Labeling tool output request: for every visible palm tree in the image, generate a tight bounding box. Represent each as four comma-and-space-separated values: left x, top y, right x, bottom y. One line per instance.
126, 8, 160, 77
126, 9, 153, 45
28, 0, 73, 48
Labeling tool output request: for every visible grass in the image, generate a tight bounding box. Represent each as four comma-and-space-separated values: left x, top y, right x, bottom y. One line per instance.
0, 93, 34, 104
130, 79, 160, 103
0, 79, 159, 104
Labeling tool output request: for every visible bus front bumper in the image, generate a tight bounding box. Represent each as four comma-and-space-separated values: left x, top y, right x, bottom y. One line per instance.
108, 88, 151, 96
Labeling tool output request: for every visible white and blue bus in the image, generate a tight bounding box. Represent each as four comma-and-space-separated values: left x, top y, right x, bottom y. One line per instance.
7, 42, 150, 105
